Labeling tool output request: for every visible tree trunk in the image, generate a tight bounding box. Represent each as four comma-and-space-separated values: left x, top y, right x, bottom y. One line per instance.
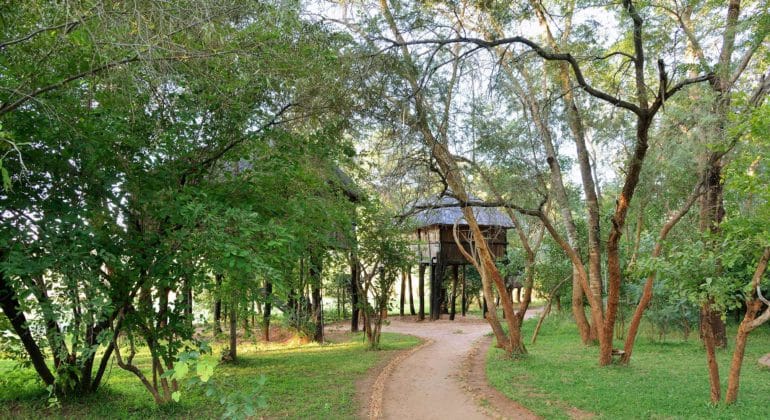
725, 247, 770, 403
214, 274, 222, 334
262, 280, 272, 342
521, 0, 606, 345
400, 270, 406, 316
699, 161, 729, 349
725, 300, 759, 403
350, 254, 360, 332
0, 273, 56, 386
532, 302, 551, 345
182, 277, 193, 329
601, 116, 653, 366
312, 284, 324, 343
310, 253, 324, 343
701, 302, 721, 403
229, 294, 237, 361
381, 0, 511, 353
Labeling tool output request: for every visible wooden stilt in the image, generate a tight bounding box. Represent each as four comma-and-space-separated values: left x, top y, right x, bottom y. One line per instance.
450, 265, 458, 320
418, 264, 426, 321
408, 269, 416, 316
461, 265, 467, 317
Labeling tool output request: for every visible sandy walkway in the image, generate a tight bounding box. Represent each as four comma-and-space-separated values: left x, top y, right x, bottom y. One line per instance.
374, 312, 540, 420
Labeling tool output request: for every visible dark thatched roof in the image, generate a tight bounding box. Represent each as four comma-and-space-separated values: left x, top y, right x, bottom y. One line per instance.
409, 195, 514, 229
236, 160, 361, 203
332, 166, 362, 203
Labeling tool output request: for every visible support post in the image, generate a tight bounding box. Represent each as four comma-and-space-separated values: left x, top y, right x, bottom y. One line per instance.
461, 265, 467, 317
430, 263, 439, 320
450, 265, 458, 320
418, 264, 426, 321
408, 268, 416, 315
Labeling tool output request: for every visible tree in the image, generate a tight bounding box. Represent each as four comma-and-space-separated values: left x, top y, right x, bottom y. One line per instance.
354, 200, 412, 350
0, 0, 357, 401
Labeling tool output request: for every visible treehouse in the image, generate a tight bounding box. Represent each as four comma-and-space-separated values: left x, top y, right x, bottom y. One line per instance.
410, 195, 513, 320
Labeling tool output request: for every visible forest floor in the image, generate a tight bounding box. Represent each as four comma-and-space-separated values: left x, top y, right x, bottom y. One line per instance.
360, 309, 542, 419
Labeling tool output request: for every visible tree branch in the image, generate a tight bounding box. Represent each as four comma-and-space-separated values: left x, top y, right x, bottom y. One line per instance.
382, 35, 644, 115
0, 19, 83, 50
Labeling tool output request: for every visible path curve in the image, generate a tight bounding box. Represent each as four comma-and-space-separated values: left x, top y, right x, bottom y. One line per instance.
375, 312, 540, 420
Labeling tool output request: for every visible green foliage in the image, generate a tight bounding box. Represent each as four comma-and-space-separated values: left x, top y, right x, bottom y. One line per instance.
355, 199, 415, 349
160, 344, 267, 419
625, 280, 699, 341
0, 315, 29, 365
0, 0, 358, 404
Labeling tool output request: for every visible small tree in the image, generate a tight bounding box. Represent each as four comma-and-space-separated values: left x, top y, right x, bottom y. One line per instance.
354, 201, 412, 349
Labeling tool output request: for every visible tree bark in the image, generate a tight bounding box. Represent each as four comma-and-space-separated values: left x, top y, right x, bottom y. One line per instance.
182, 277, 193, 329
400, 270, 406, 316
0, 273, 56, 386
725, 247, 770, 403
725, 301, 758, 403
214, 274, 223, 335
229, 293, 237, 361
262, 280, 272, 342
350, 254, 360, 332
701, 302, 721, 403
528, 0, 604, 322
310, 252, 324, 343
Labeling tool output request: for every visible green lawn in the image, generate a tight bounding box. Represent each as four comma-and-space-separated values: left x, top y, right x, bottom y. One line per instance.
487, 313, 770, 419
0, 332, 420, 419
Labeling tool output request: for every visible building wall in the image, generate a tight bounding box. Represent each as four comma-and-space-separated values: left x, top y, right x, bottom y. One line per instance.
413, 225, 508, 265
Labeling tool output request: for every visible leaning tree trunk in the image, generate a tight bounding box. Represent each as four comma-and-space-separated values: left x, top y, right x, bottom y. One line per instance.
0, 272, 56, 386
725, 301, 758, 403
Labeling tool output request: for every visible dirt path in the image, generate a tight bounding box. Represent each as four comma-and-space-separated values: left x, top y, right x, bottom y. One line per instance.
371, 312, 541, 420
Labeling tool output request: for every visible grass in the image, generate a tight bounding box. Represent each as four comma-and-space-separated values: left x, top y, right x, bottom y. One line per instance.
0, 331, 420, 419
486, 313, 770, 419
